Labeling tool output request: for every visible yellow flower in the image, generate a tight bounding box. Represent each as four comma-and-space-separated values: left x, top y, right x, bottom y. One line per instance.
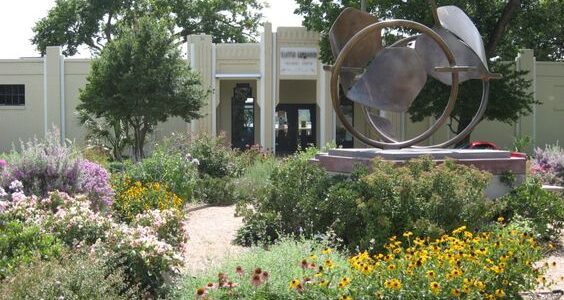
430, 282, 441, 294
339, 296, 352, 300
497, 216, 505, 223
338, 277, 351, 289
319, 279, 329, 287
495, 289, 506, 298
324, 259, 334, 269
384, 279, 401, 290
322, 248, 333, 254
403, 231, 413, 238
451, 288, 461, 297
289, 279, 301, 289
426, 270, 436, 278
387, 264, 396, 271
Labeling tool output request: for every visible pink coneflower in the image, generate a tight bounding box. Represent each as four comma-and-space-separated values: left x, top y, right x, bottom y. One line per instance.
226, 281, 239, 288
195, 287, 207, 299
205, 282, 217, 290
261, 271, 270, 282
218, 272, 228, 287
301, 259, 309, 269
251, 274, 263, 287
236, 266, 244, 276
253, 268, 262, 275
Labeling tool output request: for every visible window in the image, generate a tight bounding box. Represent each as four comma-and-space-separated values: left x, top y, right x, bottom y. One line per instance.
0, 85, 25, 106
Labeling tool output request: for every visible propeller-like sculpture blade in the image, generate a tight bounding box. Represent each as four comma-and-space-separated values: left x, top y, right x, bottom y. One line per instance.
329, 7, 383, 92
437, 6, 488, 69
347, 47, 427, 112
415, 27, 487, 85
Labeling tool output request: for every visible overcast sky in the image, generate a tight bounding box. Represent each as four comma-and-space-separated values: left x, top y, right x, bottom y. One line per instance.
0, 0, 303, 59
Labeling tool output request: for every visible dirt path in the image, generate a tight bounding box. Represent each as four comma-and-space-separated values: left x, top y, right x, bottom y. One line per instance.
183, 205, 248, 275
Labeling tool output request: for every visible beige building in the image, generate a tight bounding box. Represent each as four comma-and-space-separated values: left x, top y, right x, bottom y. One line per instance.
0, 24, 563, 154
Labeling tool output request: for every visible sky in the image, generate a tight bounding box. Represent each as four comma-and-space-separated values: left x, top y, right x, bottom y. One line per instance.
0, 0, 303, 59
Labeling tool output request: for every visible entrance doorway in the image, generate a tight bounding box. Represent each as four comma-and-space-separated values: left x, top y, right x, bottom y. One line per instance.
275, 104, 317, 155
231, 83, 254, 149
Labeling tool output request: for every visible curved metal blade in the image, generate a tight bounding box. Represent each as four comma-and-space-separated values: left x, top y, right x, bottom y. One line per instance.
346, 47, 427, 113
437, 5, 488, 70
329, 7, 383, 92
415, 27, 488, 85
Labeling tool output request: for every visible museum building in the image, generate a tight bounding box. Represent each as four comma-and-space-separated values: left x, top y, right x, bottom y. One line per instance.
0, 23, 561, 153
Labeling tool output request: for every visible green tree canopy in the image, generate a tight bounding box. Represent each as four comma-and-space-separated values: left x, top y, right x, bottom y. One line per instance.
78, 17, 207, 160
32, 0, 265, 56
295, 0, 561, 145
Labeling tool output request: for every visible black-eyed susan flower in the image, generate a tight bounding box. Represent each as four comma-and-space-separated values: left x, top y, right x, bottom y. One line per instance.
426, 270, 436, 278
451, 288, 461, 297
387, 264, 396, 271
495, 289, 506, 298
430, 281, 441, 294
322, 248, 333, 254
289, 279, 301, 289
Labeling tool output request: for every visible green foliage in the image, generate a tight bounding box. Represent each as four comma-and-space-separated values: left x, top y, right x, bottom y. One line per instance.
186, 133, 244, 178
123, 144, 199, 200
194, 175, 240, 205
32, 0, 265, 56
0, 251, 140, 300
173, 238, 345, 300
501, 177, 564, 240
112, 179, 185, 222
0, 220, 63, 280
237, 156, 502, 250
178, 225, 546, 299
78, 17, 206, 160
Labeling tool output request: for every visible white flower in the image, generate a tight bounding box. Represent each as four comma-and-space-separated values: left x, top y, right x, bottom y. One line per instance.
191, 158, 200, 166
0, 187, 7, 198
9, 180, 23, 192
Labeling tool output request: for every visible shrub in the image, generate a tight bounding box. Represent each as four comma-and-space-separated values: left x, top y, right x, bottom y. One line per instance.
532, 144, 564, 186
0, 251, 140, 300
78, 159, 114, 209
194, 175, 240, 205
502, 177, 564, 239
113, 178, 185, 222
1, 130, 81, 197
0, 220, 63, 280
236, 156, 501, 250
1, 191, 186, 298
0, 129, 113, 210
184, 133, 243, 178
123, 144, 199, 200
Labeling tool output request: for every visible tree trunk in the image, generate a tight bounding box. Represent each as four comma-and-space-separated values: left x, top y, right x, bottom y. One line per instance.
455, 115, 473, 148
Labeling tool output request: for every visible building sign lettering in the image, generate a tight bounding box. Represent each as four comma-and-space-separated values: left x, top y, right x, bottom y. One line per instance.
280, 47, 318, 76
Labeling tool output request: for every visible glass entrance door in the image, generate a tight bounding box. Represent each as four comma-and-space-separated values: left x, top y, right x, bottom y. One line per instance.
232, 84, 254, 149
275, 104, 316, 155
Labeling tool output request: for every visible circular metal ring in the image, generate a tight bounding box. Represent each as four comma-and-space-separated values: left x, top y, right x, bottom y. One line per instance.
331, 19, 459, 148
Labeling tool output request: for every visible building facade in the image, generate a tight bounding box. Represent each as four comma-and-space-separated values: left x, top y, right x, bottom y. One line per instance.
0, 24, 563, 153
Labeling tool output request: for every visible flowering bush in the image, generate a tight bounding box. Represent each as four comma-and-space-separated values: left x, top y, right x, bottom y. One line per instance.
532, 144, 564, 186
0, 129, 113, 210
78, 160, 114, 209
1, 191, 186, 297
113, 178, 185, 222
123, 144, 199, 200
185, 224, 550, 299
1, 130, 81, 197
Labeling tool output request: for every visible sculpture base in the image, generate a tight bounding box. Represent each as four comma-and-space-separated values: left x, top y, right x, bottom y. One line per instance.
312, 148, 527, 198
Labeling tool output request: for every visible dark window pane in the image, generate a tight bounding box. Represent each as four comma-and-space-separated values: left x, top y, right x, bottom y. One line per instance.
0, 84, 25, 106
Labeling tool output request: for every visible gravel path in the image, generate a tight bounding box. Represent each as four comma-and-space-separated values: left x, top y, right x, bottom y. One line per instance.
183, 205, 248, 275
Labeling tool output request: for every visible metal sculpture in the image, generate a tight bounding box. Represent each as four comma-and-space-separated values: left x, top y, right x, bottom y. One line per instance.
328, 3, 501, 149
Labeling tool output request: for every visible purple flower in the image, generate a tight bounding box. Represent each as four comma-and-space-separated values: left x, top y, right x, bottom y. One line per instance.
0, 159, 6, 170
78, 160, 114, 210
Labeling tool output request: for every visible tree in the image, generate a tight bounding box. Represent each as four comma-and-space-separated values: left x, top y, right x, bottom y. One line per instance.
32, 0, 265, 56
78, 17, 207, 161
295, 0, 561, 145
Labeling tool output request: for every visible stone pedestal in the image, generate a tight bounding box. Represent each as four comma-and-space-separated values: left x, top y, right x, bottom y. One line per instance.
313, 148, 527, 198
